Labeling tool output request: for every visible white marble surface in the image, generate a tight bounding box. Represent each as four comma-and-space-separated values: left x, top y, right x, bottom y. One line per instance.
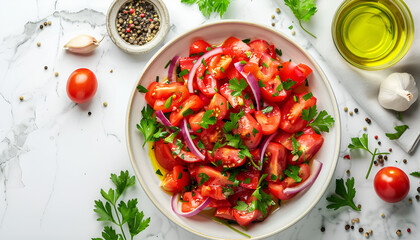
0, 0, 419, 239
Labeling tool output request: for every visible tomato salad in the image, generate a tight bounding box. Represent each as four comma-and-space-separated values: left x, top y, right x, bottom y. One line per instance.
137, 37, 334, 227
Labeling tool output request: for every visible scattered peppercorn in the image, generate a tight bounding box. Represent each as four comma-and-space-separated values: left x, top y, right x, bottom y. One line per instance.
37, 42, 41, 47
351, 225, 354, 230
344, 107, 348, 112
407, 228, 411, 233
354, 108, 359, 113
355, 218, 359, 223
48, 21, 52, 25
415, 195, 419, 201
44, 66, 48, 70
365, 232, 369, 238
351, 219, 355, 224
363, 126, 367, 131
381, 213, 385, 218
346, 169, 351, 175
272, 23, 275, 27
88, 112, 92, 116
374, 161, 378, 166
276, 8, 280, 13
349, 111, 353, 116
365, 117, 371, 124
374, 135, 378, 140
271, 15, 275, 19
344, 155, 350, 159
417, 187, 420, 193
369, 230, 373, 235
358, 204, 361, 209
408, 198, 412, 203
403, 159, 407, 164
345, 224, 350, 230
116, 0, 161, 46
40, 25, 43, 29
55, 72, 59, 77
44, 22, 47, 26
321, 227, 325, 232
378, 154, 383, 159
378, 158, 384, 164
103, 102, 108, 107
378, 141, 381, 145
359, 228, 364, 233
19, 96, 24, 101
110, 69, 113, 73
389, 148, 392, 152
396, 229, 401, 236
384, 155, 388, 160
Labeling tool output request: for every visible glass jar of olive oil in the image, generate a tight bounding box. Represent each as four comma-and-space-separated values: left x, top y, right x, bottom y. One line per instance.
332, 0, 414, 70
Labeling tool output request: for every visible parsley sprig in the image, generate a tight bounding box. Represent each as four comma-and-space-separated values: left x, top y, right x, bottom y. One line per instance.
326, 178, 360, 211
137, 105, 168, 147
385, 125, 409, 140
228, 77, 248, 97
181, 0, 231, 18
301, 105, 335, 134
410, 171, 420, 178
93, 171, 150, 240
348, 134, 389, 179
283, 0, 317, 38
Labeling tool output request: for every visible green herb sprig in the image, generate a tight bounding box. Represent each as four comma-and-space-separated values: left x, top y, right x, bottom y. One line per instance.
385, 125, 409, 140
326, 178, 360, 211
93, 171, 150, 240
348, 133, 389, 179
283, 0, 317, 38
181, 0, 231, 18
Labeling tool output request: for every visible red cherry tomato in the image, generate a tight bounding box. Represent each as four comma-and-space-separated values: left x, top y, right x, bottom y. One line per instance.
374, 167, 410, 203
66, 68, 98, 103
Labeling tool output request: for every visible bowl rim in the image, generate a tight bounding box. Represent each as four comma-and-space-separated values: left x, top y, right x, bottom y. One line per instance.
125, 20, 341, 239
106, 0, 170, 54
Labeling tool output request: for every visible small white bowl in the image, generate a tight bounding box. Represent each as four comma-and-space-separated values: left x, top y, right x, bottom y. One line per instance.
126, 20, 341, 239
106, 0, 169, 54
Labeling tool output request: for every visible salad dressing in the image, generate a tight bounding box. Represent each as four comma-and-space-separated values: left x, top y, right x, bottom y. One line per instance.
149, 143, 167, 180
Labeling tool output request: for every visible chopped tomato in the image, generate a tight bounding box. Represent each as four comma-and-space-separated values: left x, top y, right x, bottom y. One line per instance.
200, 121, 225, 150
208, 54, 232, 79
189, 39, 211, 56
289, 132, 324, 164
179, 57, 198, 81
152, 83, 190, 112
260, 53, 281, 81
145, 82, 158, 106
248, 39, 276, 59
161, 165, 190, 193
278, 62, 313, 88
200, 185, 226, 200
221, 37, 251, 61
160, 171, 178, 193
181, 191, 206, 212
209, 200, 232, 208
194, 166, 233, 186
197, 73, 218, 97
189, 111, 205, 132
279, 92, 317, 133
169, 95, 204, 126
255, 103, 281, 135
262, 142, 287, 182
208, 93, 228, 121
233, 113, 263, 151
226, 64, 243, 81
268, 181, 296, 200
282, 163, 311, 187
236, 167, 260, 189
273, 131, 293, 150
214, 207, 235, 221
211, 147, 246, 168
260, 76, 290, 103
168, 141, 202, 163
154, 139, 185, 171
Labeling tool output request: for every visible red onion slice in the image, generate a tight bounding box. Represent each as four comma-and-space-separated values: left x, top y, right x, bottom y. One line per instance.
155, 110, 173, 128
258, 132, 278, 170
283, 159, 323, 195
234, 62, 262, 111
187, 47, 223, 93
168, 55, 179, 83
171, 192, 211, 217
180, 118, 205, 160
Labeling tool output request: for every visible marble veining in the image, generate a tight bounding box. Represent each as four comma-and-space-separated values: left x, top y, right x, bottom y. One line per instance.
0, 0, 419, 239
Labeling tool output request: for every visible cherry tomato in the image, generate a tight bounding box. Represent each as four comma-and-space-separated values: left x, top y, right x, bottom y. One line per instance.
197, 74, 218, 97
194, 166, 233, 186
278, 61, 313, 88
236, 167, 260, 189
221, 37, 251, 61
208, 54, 232, 79
208, 93, 228, 121
214, 207, 235, 221
260, 76, 290, 103
255, 103, 281, 135
262, 142, 287, 182
66, 68, 98, 103
279, 92, 317, 133
200, 185, 226, 200
179, 57, 198, 81
288, 131, 324, 164
160, 165, 191, 193
189, 39, 211, 56
169, 95, 204, 126
374, 167, 410, 203
211, 146, 246, 168
181, 191, 206, 212
154, 139, 186, 171
233, 113, 263, 151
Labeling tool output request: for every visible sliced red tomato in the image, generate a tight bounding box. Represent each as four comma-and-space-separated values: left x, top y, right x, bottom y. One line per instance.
221, 37, 251, 61
226, 64, 243, 81
233, 113, 263, 151
208, 54, 232, 79
236, 167, 260, 189
168, 141, 202, 163
289, 132, 324, 164
208, 93, 228, 121
211, 146, 246, 168
282, 163, 311, 187
260, 76, 290, 103
181, 191, 206, 212
260, 53, 281, 81
197, 74, 218, 97
220, 83, 241, 109
189, 39, 211, 56
273, 131, 293, 150
248, 39, 276, 59
154, 139, 186, 171
194, 166, 233, 186
152, 83, 190, 112
160, 165, 190, 192
160, 171, 178, 193
189, 111, 204, 132
278, 61, 313, 88
262, 142, 287, 182
199, 121, 224, 150
209, 199, 232, 208
179, 57, 198, 81
268, 181, 295, 200
255, 103, 281, 135
231, 190, 265, 226
214, 207, 235, 221
200, 185, 226, 200
279, 92, 317, 133
145, 82, 158, 106
169, 95, 204, 126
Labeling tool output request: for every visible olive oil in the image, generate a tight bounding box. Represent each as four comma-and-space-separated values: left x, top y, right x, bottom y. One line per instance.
333, 0, 413, 69
148, 143, 167, 180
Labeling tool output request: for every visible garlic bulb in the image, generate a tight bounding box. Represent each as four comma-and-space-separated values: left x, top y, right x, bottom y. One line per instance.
63, 35, 104, 54
378, 73, 418, 111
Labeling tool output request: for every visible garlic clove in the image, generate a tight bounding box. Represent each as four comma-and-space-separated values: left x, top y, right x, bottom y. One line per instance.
63, 34, 104, 54
378, 73, 418, 112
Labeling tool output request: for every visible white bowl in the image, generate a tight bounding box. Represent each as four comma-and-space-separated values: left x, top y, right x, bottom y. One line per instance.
126, 20, 341, 239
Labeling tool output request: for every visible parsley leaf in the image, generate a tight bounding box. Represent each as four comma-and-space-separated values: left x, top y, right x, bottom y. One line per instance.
410, 171, 420, 178
164, 96, 173, 109
385, 125, 409, 140
181, 0, 231, 18
261, 106, 273, 114
198, 172, 210, 186
225, 134, 242, 148
199, 110, 217, 129
258, 80, 266, 87
284, 0, 317, 38
137, 105, 162, 147
326, 178, 360, 211
309, 110, 335, 134
223, 111, 245, 133
234, 201, 249, 211
228, 77, 248, 97
136, 84, 148, 93
282, 78, 296, 91
301, 105, 317, 122
94, 171, 150, 240
348, 134, 389, 179
302, 92, 313, 101
284, 165, 302, 183
249, 174, 275, 217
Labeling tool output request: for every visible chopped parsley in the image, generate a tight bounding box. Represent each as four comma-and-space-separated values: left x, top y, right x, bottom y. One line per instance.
178, 69, 189, 78
198, 173, 210, 187
199, 110, 217, 129
137, 84, 148, 93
